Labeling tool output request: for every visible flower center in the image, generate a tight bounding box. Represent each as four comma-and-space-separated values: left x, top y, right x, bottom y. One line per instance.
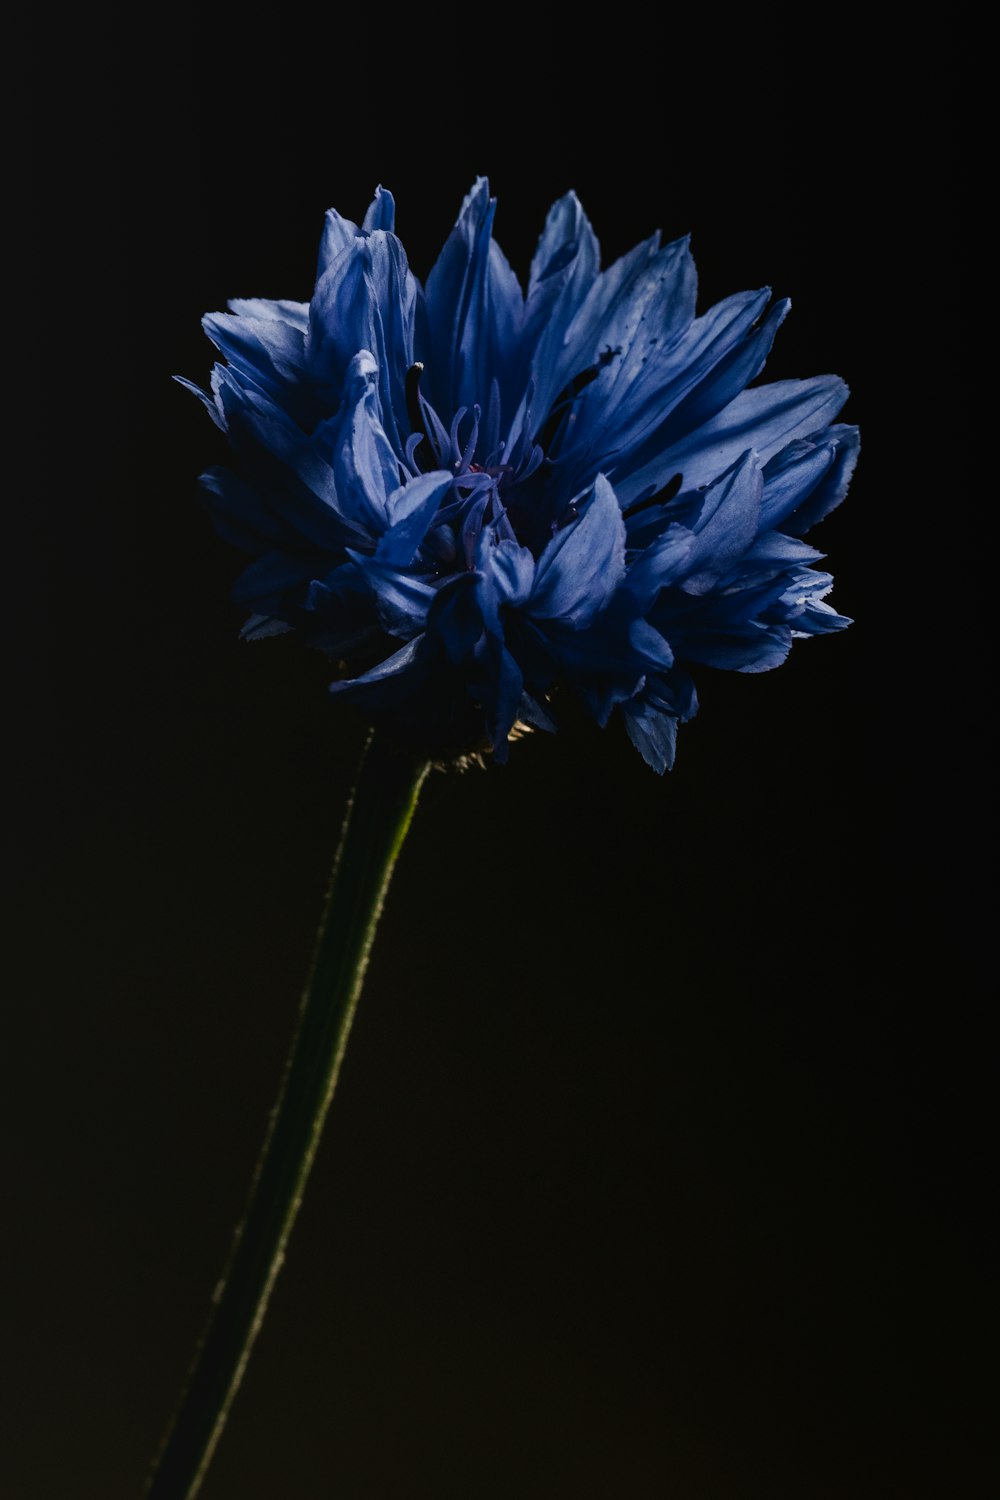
402, 350, 621, 563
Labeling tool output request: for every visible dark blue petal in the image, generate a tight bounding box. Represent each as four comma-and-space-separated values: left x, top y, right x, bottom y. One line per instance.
628, 617, 675, 671
220, 363, 392, 550
517, 691, 557, 733
198, 466, 285, 551
327, 636, 424, 700
302, 565, 381, 657
680, 621, 793, 673
623, 525, 696, 610
348, 551, 437, 639
529, 474, 626, 626
622, 699, 680, 775
239, 614, 293, 641
231, 548, 322, 611
303, 560, 365, 611
488, 646, 526, 759
212, 368, 372, 548
528, 588, 673, 729
427, 574, 484, 664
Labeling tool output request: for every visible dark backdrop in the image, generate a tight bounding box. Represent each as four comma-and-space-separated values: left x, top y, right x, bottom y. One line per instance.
10, 14, 989, 1500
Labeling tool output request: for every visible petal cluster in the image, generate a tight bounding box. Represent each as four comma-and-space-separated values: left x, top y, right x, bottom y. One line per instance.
184, 179, 857, 769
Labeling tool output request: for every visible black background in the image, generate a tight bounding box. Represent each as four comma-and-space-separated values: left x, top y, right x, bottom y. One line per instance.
10, 14, 990, 1500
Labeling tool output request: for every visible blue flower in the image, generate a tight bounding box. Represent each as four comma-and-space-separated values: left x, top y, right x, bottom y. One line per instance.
182, 179, 858, 770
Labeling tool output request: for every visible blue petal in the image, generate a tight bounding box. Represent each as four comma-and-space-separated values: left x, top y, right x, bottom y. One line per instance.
362, 185, 396, 233
783, 424, 860, 535
226, 297, 309, 331
212, 367, 372, 548
646, 297, 790, 454
522, 191, 601, 419
681, 451, 763, 594
316, 206, 362, 280
327, 636, 424, 699
543, 231, 663, 406
361, 231, 419, 457
552, 286, 770, 497
529, 474, 626, 626
478, 532, 535, 609
554, 234, 698, 464
464, 532, 534, 641
775, 566, 848, 618
422, 178, 525, 415
314, 206, 416, 446
378, 471, 455, 566
174, 374, 226, 431
331, 351, 403, 532
759, 442, 836, 531
616, 375, 850, 506
740, 531, 824, 567
186, 181, 857, 771
308, 241, 378, 392
202, 310, 306, 397
790, 597, 853, 634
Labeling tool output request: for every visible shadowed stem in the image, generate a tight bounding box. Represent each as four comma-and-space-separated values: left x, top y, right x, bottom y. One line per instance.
145, 733, 431, 1500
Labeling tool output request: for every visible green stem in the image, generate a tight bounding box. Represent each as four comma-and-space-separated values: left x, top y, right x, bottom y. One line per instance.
145, 733, 431, 1500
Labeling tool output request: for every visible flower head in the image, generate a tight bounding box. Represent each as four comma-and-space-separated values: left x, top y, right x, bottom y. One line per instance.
183, 179, 857, 769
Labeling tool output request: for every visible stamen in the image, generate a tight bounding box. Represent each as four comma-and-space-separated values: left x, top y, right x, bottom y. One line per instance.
449, 406, 469, 463
461, 493, 490, 568
405, 362, 426, 437
404, 432, 424, 471
458, 404, 481, 473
